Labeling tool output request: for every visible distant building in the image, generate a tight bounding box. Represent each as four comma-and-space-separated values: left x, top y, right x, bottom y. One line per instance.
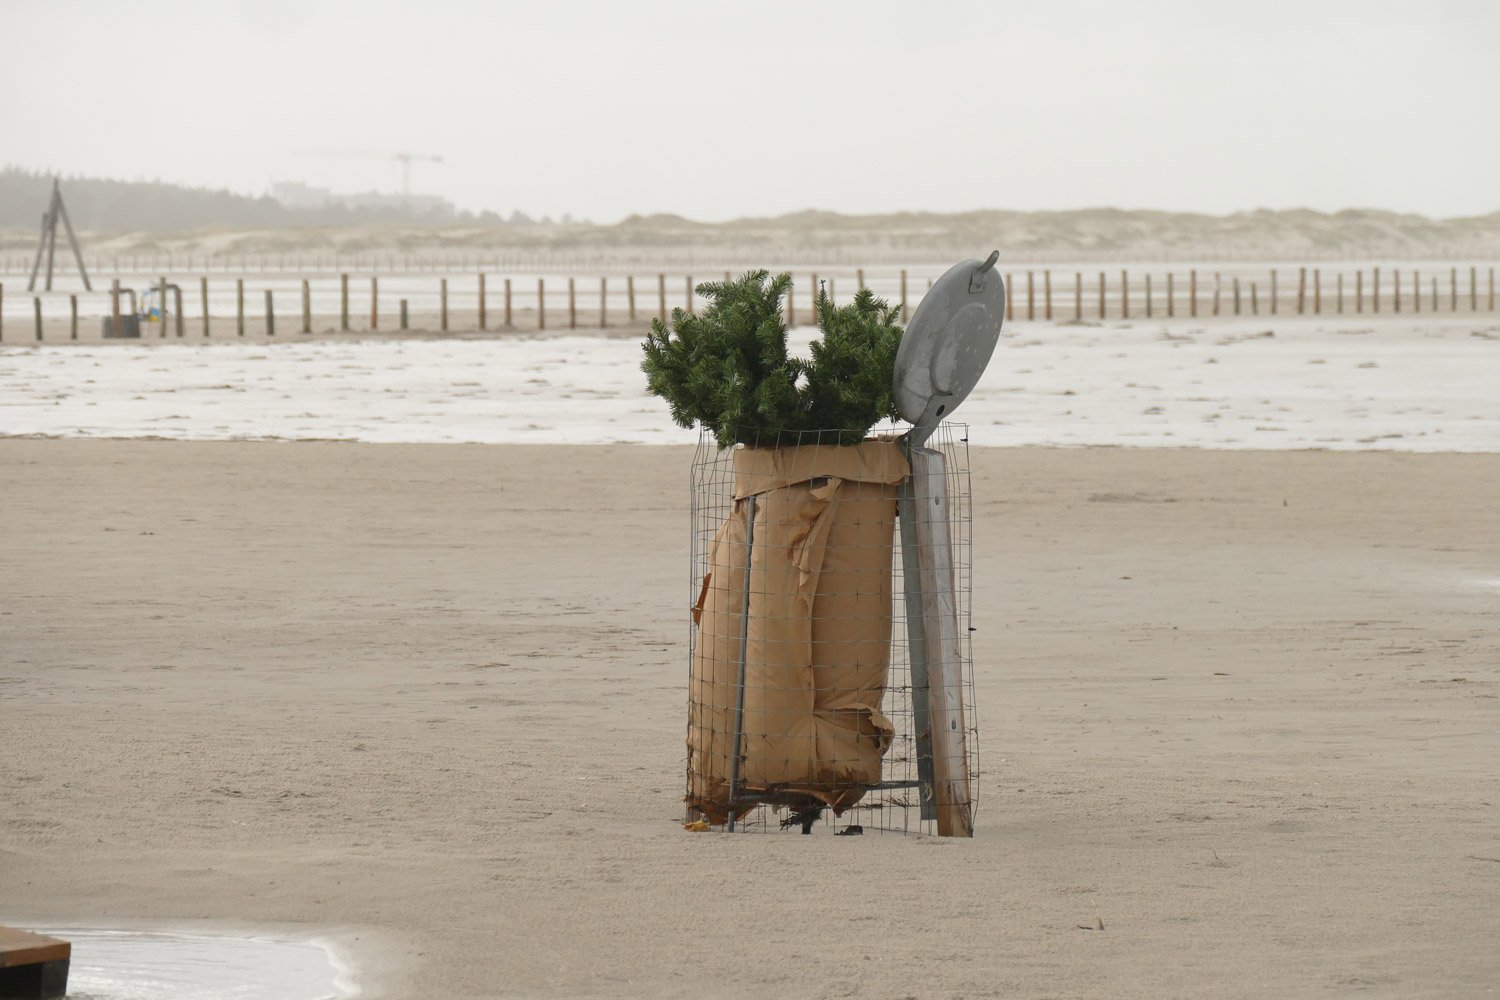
270, 181, 454, 217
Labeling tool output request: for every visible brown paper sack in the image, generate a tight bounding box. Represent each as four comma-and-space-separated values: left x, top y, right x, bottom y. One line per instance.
688, 439, 909, 824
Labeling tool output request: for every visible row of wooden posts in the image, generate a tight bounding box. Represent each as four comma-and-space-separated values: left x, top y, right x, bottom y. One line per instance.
1006, 266, 1498, 320
3, 265, 1497, 341
2, 271, 890, 340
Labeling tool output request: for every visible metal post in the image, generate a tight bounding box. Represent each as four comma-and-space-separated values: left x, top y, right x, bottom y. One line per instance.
725, 494, 757, 833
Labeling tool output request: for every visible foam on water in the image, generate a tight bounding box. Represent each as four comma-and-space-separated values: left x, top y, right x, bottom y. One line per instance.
1, 318, 1496, 450
37, 928, 348, 1000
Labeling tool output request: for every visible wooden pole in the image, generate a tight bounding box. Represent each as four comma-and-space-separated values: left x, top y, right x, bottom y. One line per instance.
1372, 267, 1380, 313
1450, 267, 1457, 311
1189, 269, 1197, 317
599, 277, 607, 328
1337, 273, 1344, 313
1271, 269, 1278, 314
568, 277, 577, 329
371, 276, 379, 329
1233, 276, 1241, 315
70, 293, 78, 340
1471, 266, 1478, 311
1413, 270, 1421, 313
900, 269, 908, 321
111, 278, 120, 340
504, 278, 513, 327
264, 289, 275, 336
685, 275, 693, 314
627, 275, 636, 322
1251, 282, 1259, 315
1026, 271, 1034, 320
478, 273, 487, 330
34, 296, 42, 340
43, 201, 58, 291
1121, 269, 1129, 319
174, 287, 184, 337
537, 278, 545, 330
1393, 269, 1401, 313
1098, 271, 1106, 319
1297, 267, 1306, 314
441, 278, 449, 331
1356, 271, 1363, 313
1006, 274, 1014, 320
400, 299, 409, 329
1212, 272, 1221, 316
340, 273, 349, 330
1166, 271, 1174, 318
1314, 269, 1321, 314
657, 273, 666, 322
1044, 270, 1053, 320
1074, 271, 1082, 320
201, 276, 210, 336
1145, 273, 1152, 319
1432, 275, 1439, 311
857, 268, 865, 291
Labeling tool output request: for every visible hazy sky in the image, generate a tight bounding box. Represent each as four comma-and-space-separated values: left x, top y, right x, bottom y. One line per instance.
4, 0, 1497, 222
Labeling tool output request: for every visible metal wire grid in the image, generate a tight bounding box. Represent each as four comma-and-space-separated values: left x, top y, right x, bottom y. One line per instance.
684, 424, 976, 836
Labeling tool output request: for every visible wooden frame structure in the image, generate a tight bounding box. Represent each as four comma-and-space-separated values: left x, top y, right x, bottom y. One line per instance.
27, 178, 92, 293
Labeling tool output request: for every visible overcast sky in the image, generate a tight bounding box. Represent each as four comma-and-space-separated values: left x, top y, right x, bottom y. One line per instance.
3, 0, 1496, 222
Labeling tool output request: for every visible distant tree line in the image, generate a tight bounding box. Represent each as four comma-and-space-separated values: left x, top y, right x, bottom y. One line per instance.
0, 167, 554, 231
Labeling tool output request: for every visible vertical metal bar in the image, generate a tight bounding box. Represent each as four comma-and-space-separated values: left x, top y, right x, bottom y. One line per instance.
725, 493, 757, 833
898, 462, 937, 822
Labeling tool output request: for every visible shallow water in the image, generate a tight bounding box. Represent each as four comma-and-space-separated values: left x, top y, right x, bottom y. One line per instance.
36, 928, 346, 1000
2, 317, 1497, 450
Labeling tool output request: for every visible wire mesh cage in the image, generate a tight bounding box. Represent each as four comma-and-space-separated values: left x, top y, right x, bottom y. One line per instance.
685, 424, 977, 836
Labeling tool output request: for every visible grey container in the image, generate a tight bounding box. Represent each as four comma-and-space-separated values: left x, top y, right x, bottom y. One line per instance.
101, 315, 141, 338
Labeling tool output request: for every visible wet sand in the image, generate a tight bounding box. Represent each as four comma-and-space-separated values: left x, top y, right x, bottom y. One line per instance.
3, 440, 1498, 998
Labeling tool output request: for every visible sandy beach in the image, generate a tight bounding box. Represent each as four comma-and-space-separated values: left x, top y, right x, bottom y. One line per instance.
3, 439, 1497, 998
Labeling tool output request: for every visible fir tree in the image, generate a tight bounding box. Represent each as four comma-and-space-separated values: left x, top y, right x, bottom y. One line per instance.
641, 270, 903, 448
